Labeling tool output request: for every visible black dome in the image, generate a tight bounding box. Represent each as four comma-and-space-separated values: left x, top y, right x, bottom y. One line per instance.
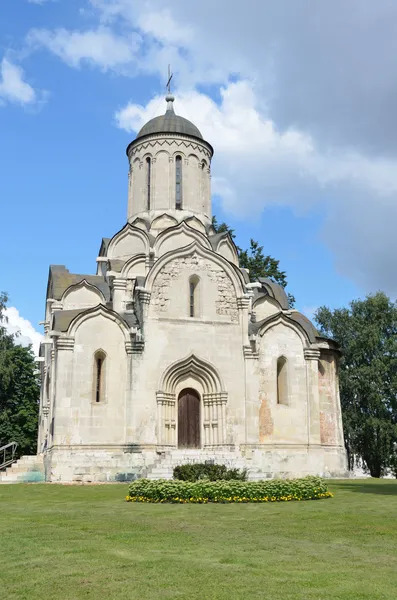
135, 95, 203, 140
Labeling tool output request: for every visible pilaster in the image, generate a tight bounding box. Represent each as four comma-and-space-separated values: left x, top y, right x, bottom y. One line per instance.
304, 347, 321, 446
112, 278, 127, 313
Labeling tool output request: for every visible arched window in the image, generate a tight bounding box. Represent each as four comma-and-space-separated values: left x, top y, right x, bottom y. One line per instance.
318, 360, 325, 377
277, 356, 288, 406
175, 155, 182, 209
146, 157, 151, 210
93, 350, 106, 403
189, 275, 200, 318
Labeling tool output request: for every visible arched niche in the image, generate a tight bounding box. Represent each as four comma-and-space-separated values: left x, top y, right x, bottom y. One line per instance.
154, 222, 211, 258
107, 225, 149, 260
62, 281, 104, 310
216, 238, 239, 265
121, 254, 146, 279
253, 296, 281, 320
150, 213, 178, 233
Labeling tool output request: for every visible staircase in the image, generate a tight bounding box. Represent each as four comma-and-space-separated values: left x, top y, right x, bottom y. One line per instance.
145, 449, 252, 480
0, 455, 45, 484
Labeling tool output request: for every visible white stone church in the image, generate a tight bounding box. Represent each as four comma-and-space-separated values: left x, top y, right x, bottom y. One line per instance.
38, 94, 347, 482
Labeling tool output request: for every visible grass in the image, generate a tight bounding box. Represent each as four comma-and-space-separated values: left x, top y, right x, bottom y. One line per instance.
0, 480, 396, 600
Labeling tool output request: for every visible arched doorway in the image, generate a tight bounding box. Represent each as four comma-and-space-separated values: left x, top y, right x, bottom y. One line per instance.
178, 388, 200, 448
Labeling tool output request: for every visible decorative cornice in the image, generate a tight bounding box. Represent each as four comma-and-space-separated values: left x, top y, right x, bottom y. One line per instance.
156, 391, 176, 405
136, 288, 151, 304
129, 136, 212, 160
113, 278, 127, 291
237, 296, 251, 310
132, 340, 145, 354
202, 392, 228, 405
304, 348, 321, 361
56, 337, 75, 351
243, 345, 258, 359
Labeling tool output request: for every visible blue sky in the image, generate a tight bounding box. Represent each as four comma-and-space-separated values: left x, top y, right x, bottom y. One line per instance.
2, 0, 397, 350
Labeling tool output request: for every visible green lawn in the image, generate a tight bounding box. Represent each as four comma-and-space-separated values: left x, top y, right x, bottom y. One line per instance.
0, 480, 396, 600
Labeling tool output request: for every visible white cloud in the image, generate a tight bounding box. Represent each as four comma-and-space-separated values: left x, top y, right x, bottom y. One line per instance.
0, 58, 37, 106
27, 26, 141, 72
116, 82, 397, 297
25, 0, 397, 297
4, 308, 43, 356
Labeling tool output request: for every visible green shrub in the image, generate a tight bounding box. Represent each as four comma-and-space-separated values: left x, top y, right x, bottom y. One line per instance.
173, 463, 247, 482
126, 476, 333, 503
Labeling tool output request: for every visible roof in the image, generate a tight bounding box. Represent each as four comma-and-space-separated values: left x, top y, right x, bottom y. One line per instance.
52, 307, 137, 333
135, 95, 203, 141
256, 277, 289, 310
251, 310, 319, 344
52, 309, 85, 332
47, 265, 110, 301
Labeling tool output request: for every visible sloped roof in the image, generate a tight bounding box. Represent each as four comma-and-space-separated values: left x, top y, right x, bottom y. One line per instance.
256, 277, 289, 310
48, 266, 110, 301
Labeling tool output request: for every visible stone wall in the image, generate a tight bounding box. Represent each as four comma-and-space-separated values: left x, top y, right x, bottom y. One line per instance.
151, 252, 238, 322
257, 322, 309, 445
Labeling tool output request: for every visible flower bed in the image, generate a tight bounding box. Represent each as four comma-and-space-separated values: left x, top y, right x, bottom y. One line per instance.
126, 476, 333, 503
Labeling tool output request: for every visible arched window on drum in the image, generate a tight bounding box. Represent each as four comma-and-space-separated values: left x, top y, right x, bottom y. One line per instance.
175, 155, 182, 209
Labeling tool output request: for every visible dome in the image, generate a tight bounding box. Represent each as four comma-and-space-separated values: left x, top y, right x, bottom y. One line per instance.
135, 95, 203, 141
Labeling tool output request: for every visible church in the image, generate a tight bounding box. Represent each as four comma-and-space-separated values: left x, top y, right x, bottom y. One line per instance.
38, 93, 347, 482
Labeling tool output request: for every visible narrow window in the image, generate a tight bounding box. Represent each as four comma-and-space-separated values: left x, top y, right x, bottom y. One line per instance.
318, 360, 325, 377
93, 351, 106, 403
277, 356, 288, 405
175, 155, 182, 209
146, 157, 151, 210
189, 275, 200, 317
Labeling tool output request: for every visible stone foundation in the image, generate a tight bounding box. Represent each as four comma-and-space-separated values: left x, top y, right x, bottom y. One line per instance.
44, 444, 348, 483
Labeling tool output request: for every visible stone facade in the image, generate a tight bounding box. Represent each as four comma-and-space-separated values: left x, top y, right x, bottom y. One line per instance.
38, 96, 347, 482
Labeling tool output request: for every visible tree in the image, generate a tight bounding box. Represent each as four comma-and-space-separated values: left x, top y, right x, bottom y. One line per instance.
315, 292, 397, 477
0, 292, 40, 458
212, 216, 295, 306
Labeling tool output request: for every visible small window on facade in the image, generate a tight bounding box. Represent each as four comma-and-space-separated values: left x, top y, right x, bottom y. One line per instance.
94, 351, 106, 403
318, 360, 325, 377
277, 356, 288, 406
189, 275, 200, 317
146, 157, 151, 210
175, 155, 182, 209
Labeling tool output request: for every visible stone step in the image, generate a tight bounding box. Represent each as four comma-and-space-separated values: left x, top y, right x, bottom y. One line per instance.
6, 464, 43, 473
0, 455, 44, 483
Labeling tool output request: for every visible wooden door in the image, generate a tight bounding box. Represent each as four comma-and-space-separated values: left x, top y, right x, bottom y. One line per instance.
178, 388, 200, 448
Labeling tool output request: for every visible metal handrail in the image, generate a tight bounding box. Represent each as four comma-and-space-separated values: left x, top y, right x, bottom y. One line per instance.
0, 442, 18, 470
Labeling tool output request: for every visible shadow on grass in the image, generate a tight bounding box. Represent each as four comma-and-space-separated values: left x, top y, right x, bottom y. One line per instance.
340, 480, 397, 495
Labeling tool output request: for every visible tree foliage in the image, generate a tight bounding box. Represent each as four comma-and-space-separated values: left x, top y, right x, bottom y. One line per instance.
315, 292, 397, 477
0, 292, 40, 458
212, 217, 295, 306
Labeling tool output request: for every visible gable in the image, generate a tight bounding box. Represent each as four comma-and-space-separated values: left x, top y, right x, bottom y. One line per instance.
107, 225, 149, 260
149, 250, 239, 323
62, 282, 104, 310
